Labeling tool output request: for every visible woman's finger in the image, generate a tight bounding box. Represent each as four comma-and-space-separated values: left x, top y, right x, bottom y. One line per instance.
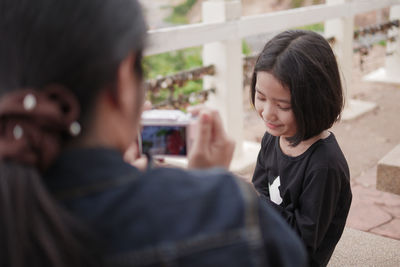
187, 104, 206, 116
143, 100, 152, 111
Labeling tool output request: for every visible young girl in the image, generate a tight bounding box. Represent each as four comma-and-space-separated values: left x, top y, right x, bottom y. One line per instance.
251, 30, 352, 267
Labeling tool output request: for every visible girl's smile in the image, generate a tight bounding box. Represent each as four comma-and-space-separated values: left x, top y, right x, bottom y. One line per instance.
266, 122, 282, 129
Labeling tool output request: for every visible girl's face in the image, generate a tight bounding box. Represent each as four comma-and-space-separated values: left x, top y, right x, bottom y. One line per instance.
254, 71, 297, 138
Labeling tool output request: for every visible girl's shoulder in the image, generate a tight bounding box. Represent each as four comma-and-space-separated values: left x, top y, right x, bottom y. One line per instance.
261, 132, 277, 146
306, 133, 349, 175
260, 132, 280, 156
310, 133, 345, 160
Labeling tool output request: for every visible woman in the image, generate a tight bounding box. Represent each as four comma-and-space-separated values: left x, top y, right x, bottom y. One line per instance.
0, 0, 306, 266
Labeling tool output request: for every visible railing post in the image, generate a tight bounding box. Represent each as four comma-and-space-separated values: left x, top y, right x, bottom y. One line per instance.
364, 4, 400, 84
202, 0, 244, 156
386, 5, 400, 78
201, 0, 260, 174
325, 0, 376, 120
325, 0, 354, 97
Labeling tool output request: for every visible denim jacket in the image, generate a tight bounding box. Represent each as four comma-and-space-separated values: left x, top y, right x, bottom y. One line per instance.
44, 148, 306, 267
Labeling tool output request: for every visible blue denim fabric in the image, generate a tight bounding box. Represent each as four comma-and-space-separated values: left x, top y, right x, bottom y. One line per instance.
44, 148, 307, 267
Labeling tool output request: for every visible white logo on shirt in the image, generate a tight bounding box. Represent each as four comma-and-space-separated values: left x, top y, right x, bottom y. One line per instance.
269, 176, 283, 205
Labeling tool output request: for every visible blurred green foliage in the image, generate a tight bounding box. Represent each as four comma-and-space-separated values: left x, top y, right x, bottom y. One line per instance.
143, 41, 252, 80
147, 0, 254, 106
242, 40, 252, 56
292, 0, 304, 8
142, 47, 203, 105
313, 0, 324, 5
296, 23, 324, 32
143, 41, 252, 106
292, 0, 325, 8
165, 0, 197, 25
143, 47, 202, 79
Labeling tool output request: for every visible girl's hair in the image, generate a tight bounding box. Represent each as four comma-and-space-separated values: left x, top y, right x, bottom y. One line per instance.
250, 30, 344, 146
0, 0, 146, 266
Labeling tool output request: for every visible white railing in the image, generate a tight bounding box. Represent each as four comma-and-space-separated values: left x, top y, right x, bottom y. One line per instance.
145, 0, 400, 172
145, 0, 398, 55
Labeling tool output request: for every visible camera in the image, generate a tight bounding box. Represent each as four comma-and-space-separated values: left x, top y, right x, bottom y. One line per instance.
140, 110, 196, 157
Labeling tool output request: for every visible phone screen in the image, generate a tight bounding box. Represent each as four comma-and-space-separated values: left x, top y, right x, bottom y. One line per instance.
141, 125, 187, 156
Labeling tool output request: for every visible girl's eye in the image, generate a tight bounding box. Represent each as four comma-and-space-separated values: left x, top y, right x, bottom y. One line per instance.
278, 105, 291, 111
256, 93, 266, 101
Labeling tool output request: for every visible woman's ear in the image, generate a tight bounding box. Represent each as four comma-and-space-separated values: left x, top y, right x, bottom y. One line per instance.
74, 53, 144, 151
116, 53, 143, 112
112, 52, 144, 150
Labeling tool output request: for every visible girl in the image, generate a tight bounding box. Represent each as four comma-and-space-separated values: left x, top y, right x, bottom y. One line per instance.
251, 30, 352, 267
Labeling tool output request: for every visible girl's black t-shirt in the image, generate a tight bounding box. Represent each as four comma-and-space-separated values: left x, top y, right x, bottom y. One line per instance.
252, 132, 352, 267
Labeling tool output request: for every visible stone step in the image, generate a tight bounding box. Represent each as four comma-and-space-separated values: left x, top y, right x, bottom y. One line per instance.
328, 228, 400, 266
377, 144, 400, 195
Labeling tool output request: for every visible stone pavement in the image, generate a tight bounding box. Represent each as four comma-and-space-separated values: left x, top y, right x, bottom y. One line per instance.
347, 165, 400, 240
328, 227, 400, 267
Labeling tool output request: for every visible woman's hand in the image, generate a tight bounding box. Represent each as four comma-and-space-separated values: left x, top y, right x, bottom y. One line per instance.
188, 107, 235, 170
124, 141, 148, 171
123, 101, 152, 171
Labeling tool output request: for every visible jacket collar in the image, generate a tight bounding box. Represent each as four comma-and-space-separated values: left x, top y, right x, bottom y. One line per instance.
44, 147, 140, 199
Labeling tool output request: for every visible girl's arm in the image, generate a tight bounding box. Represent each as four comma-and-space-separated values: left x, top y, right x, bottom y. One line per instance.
252, 137, 271, 200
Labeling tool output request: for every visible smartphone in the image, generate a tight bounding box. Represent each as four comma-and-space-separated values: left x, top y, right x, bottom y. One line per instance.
140, 110, 196, 157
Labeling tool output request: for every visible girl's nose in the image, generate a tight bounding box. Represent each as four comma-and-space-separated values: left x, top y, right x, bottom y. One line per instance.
262, 103, 275, 121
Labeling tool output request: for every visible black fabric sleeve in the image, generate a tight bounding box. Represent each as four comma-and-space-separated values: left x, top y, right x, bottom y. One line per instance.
265, 168, 343, 255
252, 135, 270, 199
257, 197, 308, 267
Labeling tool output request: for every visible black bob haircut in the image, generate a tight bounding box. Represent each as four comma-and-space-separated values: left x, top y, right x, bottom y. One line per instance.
251, 30, 344, 146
